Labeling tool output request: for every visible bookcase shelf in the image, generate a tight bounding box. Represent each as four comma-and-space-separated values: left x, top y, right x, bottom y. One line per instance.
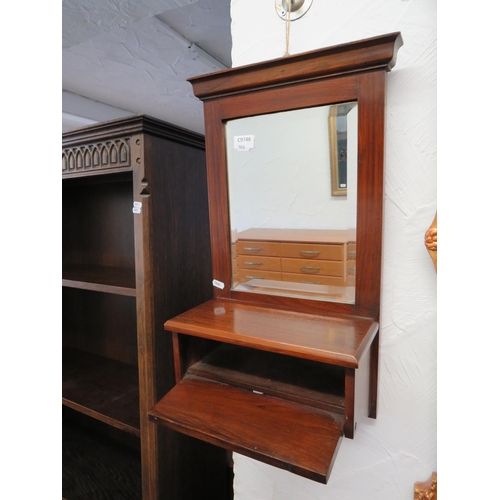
62, 264, 136, 296
62, 347, 140, 435
62, 115, 230, 500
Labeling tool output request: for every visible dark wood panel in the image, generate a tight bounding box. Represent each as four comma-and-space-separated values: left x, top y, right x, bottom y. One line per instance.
62, 114, 205, 150
165, 299, 379, 368
188, 343, 345, 412
62, 347, 140, 435
156, 427, 234, 500
62, 416, 142, 500
149, 375, 344, 484
62, 264, 136, 296
62, 288, 138, 365
62, 115, 226, 500
62, 173, 135, 270
134, 131, 217, 500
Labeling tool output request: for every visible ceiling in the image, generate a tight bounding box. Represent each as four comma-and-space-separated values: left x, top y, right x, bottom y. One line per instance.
62, 0, 232, 134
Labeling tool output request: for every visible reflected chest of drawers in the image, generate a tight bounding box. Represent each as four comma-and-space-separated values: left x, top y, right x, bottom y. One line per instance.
234, 228, 355, 287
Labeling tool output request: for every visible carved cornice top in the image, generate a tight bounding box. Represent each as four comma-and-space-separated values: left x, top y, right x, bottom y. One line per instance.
62, 137, 132, 177
62, 114, 205, 150
189, 32, 403, 101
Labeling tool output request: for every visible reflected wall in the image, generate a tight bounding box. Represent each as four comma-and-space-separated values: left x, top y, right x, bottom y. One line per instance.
225, 103, 358, 303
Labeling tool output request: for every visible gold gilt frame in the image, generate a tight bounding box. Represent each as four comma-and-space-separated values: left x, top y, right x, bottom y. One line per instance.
329, 104, 347, 196
414, 471, 437, 499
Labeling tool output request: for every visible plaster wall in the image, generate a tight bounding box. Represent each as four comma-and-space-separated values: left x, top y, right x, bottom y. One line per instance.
229, 1, 437, 498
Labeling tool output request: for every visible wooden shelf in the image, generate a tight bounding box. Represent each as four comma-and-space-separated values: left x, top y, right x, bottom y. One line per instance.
149, 374, 344, 483
164, 299, 378, 368
154, 301, 374, 481
62, 264, 136, 296
147, 33, 403, 488
187, 344, 345, 413
62, 347, 140, 436
62, 115, 228, 499
62, 417, 141, 500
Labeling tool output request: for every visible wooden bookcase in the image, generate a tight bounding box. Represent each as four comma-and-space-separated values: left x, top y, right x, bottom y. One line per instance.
149, 33, 403, 488
62, 115, 230, 500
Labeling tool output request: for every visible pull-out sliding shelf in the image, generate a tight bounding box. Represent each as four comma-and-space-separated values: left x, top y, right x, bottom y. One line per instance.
149, 299, 379, 484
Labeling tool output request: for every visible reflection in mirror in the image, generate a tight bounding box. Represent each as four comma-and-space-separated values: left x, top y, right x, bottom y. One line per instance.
226, 102, 358, 304
330, 102, 356, 196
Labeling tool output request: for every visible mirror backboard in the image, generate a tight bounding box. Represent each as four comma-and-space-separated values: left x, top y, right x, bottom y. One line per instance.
226, 103, 358, 303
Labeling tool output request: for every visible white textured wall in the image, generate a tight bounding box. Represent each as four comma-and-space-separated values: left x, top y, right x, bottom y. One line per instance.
230, 1, 437, 498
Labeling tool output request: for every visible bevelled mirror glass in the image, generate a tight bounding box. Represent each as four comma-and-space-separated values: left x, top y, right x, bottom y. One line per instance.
225, 101, 358, 304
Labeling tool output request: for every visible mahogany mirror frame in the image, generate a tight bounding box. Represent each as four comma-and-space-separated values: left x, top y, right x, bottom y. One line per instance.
189, 32, 403, 321
148, 33, 404, 487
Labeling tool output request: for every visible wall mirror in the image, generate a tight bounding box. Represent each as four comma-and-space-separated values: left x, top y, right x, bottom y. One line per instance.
184, 32, 403, 319
226, 103, 358, 304
149, 33, 404, 489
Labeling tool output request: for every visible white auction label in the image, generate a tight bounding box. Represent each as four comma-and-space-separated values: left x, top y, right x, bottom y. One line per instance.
234, 135, 255, 151
212, 279, 225, 289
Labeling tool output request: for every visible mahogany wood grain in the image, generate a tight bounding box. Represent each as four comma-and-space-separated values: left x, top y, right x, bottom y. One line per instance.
343, 346, 371, 439
160, 33, 402, 486
149, 375, 344, 484
198, 69, 388, 318
164, 299, 379, 368
187, 343, 345, 413
174, 332, 221, 380
202, 99, 232, 302
355, 70, 386, 319
172, 332, 182, 384
189, 32, 403, 99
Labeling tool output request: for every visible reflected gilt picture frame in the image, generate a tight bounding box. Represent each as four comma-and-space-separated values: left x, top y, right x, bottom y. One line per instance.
329, 105, 347, 196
